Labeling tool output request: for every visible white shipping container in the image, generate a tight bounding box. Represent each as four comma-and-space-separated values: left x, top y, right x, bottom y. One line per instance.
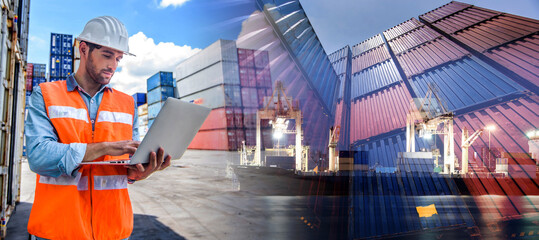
177, 61, 239, 96
180, 84, 241, 109
176, 39, 238, 80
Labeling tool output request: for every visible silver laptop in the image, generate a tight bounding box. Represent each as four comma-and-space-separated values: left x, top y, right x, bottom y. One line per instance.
81, 98, 210, 165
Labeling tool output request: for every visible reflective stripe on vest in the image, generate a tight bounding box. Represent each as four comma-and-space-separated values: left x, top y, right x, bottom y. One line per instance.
48, 105, 89, 122
97, 111, 132, 125
94, 175, 127, 190
39, 172, 89, 191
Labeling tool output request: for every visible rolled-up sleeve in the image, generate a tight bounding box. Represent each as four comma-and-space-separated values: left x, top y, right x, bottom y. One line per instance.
25, 87, 86, 177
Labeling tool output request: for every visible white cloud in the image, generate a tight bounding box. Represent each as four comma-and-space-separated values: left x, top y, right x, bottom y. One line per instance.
159, 0, 190, 8
110, 32, 200, 95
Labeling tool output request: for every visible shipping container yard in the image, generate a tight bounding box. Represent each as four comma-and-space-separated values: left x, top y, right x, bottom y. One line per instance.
2, 0, 538, 239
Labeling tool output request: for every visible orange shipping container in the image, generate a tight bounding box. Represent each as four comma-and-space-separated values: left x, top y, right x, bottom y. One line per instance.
199, 108, 235, 130
188, 129, 237, 151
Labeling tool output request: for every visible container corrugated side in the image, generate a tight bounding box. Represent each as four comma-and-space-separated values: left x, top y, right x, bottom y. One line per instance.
351, 34, 384, 57
351, 59, 402, 99
382, 18, 423, 41
387, 26, 441, 55
147, 71, 174, 92
394, 37, 469, 78
408, 56, 525, 113
188, 128, 236, 151
419, 1, 471, 23
351, 45, 391, 74
328, 46, 350, 63
484, 35, 539, 87
452, 15, 539, 52
178, 61, 239, 96
199, 107, 235, 130
180, 84, 241, 109
147, 86, 174, 105
176, 39, 237, 80
350, 83, 412, 142
430, 6, 499, 34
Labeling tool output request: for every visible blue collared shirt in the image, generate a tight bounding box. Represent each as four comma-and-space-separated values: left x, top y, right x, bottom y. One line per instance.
25, 75, 139, 177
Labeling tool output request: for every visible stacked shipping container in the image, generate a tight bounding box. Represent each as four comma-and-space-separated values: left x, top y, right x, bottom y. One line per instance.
49, 33, 73, 82
177, 40, 241, 151
177, 39, 275, 151
146, 72, 174, 128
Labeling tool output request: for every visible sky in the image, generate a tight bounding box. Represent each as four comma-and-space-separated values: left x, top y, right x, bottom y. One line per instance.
27, 0, 538, 95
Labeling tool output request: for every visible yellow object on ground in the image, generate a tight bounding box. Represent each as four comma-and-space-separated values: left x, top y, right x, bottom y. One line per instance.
416, 204, 438, 218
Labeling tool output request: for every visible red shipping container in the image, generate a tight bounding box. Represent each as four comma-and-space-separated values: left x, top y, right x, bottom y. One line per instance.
241, 87, 258, 107
27, 63, 34, 77
255, 68, 272, 88
199, 108, 235, 130
188, 129, 237, 151
238, 48, 255, 68
234, 107, 243, 128
257, 88, 267, 108
254, 50, 269, 69
25, 77, 33, 91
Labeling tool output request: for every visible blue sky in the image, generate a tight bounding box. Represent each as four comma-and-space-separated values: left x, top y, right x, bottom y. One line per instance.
27, 0, 538, 94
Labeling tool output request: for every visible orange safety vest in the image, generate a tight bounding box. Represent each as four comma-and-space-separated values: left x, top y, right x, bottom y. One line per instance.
28, 80, 135, 240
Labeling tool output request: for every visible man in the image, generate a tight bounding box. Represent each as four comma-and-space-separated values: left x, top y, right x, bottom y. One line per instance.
25, 16, 170, 240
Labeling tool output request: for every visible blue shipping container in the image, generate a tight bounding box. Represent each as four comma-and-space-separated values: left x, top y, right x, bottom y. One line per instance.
148, 102, 165, 119
62, 34, 73, 56
132, 93, 147, 107
33, 64, 46, 77
49, 56, 61, 77
147, 72, 174, 91
61, 56, 73, 77
50, 33, 62, 55
147, 86, 174, 105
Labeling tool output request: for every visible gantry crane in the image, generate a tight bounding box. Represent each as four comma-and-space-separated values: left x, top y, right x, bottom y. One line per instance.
254, 81, 306, 171
405, 84, 456, 174
328, 126, 340, 172
461, 127, 483, 174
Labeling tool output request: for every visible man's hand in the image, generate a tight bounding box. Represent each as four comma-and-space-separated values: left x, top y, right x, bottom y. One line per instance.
125, 147, 171, 181
83, 140, 140, 162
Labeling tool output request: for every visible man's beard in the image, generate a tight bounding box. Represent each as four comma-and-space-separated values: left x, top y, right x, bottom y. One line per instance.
86, 54, 114, 85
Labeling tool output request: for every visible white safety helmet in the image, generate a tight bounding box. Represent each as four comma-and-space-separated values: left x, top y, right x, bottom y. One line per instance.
77, 16, 134, 56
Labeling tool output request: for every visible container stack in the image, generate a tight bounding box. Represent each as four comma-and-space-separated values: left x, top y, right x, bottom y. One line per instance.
31, 64, 47, 91
137, 103, 148, 140
49, 33, 73, 82
177, 39, 243, 151
146, 72, 174, 128
238, 48, 273, 148
176, 39, 275, 151
132, 93, 148, 139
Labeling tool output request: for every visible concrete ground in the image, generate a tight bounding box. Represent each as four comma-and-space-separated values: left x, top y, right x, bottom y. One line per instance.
6, 150, 342, 240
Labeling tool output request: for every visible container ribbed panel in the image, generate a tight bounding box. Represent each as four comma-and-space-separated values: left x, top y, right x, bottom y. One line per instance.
351, 59, 402, 98
431, 6, 499, 34
350, 83, 411, 141
351, 45, 391, 74
419, 1, 471, 23
387, 26, 441, 55
453, 15, 539, 52
383, 18, 423, 41
396, 37, 469, 77
409, 57, 525, 112
484, 35, 539, 86
351, 34, 384, 57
